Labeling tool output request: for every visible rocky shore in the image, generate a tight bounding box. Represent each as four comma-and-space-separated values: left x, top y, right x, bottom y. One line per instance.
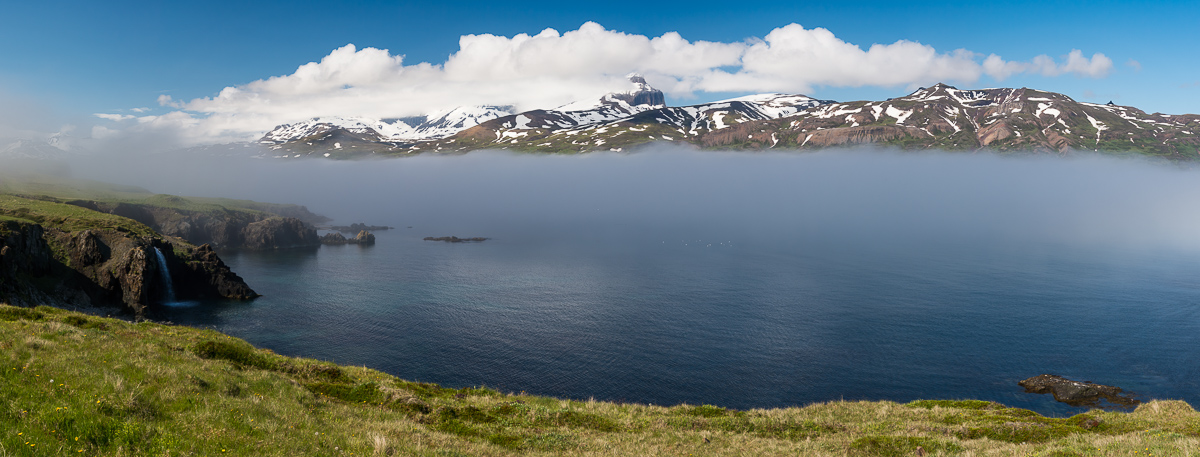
0, 218, 257, 316
66, 198, 321, 250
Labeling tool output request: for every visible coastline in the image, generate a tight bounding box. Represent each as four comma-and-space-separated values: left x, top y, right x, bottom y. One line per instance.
3, 302, 1197, 456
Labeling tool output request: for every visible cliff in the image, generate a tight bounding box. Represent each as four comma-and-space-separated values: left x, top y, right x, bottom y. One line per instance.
0, 195, 258, 315
66, 196, 320, 250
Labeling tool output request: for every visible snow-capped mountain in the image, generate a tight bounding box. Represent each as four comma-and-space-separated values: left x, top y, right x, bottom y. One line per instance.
0, 139, 75, 176
408, 90, 833, 153
0, 139, 72, 161
410, 83, 1199, 158
255, 80, 1200, 160
259, 106, 515, 149
256, 75, 667, 157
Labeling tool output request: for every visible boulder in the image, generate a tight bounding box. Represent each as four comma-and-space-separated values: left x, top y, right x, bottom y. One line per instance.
1018, 374, 1139, 407
320, 232, 348, 245
353, 230, 375, 245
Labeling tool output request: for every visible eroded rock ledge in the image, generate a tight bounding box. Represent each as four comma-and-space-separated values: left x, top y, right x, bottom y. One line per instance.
0, 219, 257, 316
1019, 374, 1140, 408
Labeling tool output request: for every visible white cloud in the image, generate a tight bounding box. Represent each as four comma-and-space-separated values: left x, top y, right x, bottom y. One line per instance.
94, 113, 135, 121
985, 50, 1113, 80
91, 125, 121, 140
131, 107, 151, 113
157, 94, 183, 108
1126, 59, 1142, 72
132, 22, 1114, 145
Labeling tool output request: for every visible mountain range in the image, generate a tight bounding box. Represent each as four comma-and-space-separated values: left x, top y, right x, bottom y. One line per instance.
165, 76, 1189, 161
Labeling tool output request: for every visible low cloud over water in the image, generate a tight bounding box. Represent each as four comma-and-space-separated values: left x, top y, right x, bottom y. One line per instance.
65, 146, 1200, 254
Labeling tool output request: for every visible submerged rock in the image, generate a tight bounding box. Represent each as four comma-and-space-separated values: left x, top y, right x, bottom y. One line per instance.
1018, 374, 1139, 408
423, 236, 488, 243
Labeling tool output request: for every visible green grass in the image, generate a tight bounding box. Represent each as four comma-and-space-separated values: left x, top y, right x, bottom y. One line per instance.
3, 303, 1200, 456
0, 194, 157, 237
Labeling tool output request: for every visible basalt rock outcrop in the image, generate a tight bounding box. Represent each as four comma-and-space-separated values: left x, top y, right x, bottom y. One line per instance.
241, 217, 320, 250
319, 230, 375, 245
0, 219, 257, 316
66, 199, 321, 250
320, 232, 348, 244
1018, 374, 1140, 408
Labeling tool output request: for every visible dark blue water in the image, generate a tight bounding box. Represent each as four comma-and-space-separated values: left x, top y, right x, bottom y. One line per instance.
137, 150, 1200, 417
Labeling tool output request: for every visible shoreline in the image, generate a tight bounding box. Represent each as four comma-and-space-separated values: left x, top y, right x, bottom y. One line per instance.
4, 302, 1198, 456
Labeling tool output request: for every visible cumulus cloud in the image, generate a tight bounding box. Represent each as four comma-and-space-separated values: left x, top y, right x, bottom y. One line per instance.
983, 50, 1112, 81
157, 94, 183, 108
97, 22, 1115, 146
94, 113, 135, 121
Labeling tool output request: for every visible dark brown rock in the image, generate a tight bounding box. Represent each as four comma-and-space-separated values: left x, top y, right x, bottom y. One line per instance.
173, 244, 259, 301
353, 230, 375, 245
241, 217, 320, 250
1018, 374, 1139, 408
66, 199, 324, 250
423, 236, 489, 243
320, 232, 348, 245
1, 219, 257, 315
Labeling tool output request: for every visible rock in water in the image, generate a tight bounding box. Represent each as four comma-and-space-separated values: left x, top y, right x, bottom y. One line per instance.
320, 232, 348, 245
423, 236, 488, 243
353, 230, 375, 245
1018, 374, 1139, 407
241, 217, 320, 250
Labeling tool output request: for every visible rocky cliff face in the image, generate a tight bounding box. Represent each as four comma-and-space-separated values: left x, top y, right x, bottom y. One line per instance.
0, 219, 257, 315
241, 217, 321, 250
67, 200, 320, 250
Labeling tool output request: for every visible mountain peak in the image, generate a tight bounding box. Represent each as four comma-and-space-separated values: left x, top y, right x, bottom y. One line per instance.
558, 74, 665, 113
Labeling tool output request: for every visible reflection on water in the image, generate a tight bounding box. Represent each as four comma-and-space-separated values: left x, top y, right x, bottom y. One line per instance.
136, 151, 1200, 417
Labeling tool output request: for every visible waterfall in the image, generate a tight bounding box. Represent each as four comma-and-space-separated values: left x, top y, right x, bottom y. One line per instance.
152, 247, 176, 303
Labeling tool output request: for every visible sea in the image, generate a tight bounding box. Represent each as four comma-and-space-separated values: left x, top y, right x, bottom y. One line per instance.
124, 148, 1200, 417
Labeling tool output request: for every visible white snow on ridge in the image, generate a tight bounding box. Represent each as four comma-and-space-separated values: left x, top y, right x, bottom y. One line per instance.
514, 115, 533, 129
886, 106, 913, 124
1035, 103, 1060, 118
262, 106, 514, 143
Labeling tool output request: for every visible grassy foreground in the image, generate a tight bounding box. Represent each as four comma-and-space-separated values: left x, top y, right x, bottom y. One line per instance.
2, 304, 1198, 456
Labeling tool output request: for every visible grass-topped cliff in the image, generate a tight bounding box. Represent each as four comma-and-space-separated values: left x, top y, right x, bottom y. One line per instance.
0, 173, 328, 313
2, 304, 1198, 456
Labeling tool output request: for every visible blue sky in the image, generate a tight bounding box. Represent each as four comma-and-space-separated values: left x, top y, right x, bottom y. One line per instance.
1, 0, 1196, 144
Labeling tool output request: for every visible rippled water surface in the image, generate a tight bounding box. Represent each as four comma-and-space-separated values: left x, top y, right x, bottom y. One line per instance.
141, 151, 1200, 416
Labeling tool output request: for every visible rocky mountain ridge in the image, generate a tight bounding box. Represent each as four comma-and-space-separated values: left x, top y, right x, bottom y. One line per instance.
257, 81, 1200, 160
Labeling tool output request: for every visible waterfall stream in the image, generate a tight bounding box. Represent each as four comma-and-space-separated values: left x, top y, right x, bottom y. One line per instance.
152, 247, 176, 303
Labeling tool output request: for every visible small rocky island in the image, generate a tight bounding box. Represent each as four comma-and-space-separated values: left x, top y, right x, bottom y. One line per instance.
320, 230, 375, 245
423, 236, 489, 243
1019, 374, 1140, 408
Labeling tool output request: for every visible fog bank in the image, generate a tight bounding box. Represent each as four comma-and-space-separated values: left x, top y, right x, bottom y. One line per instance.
70, 147, 1200, 252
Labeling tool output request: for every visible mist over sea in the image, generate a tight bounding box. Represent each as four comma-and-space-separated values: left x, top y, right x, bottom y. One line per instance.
82, 147, 1200, 416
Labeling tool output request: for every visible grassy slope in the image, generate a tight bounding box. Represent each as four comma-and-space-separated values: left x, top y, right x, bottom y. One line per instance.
0, 173, 310, 223
0, 194, 158, 238
2, 304, 1198, 456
